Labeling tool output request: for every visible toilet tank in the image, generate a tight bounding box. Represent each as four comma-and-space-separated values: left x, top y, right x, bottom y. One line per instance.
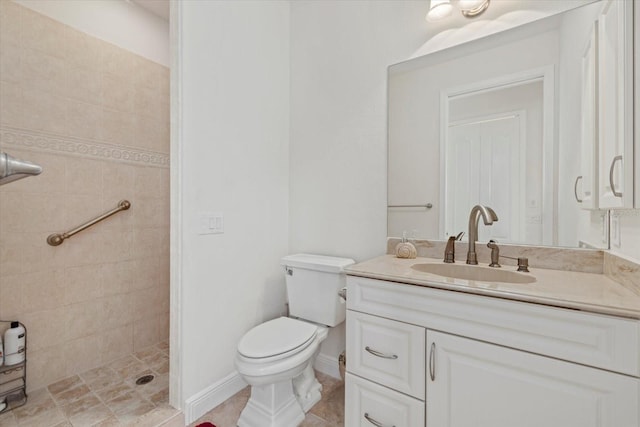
281, 254, 355, 327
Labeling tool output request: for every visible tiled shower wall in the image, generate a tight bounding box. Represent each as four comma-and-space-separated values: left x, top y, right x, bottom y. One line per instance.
0, 1, 169, 391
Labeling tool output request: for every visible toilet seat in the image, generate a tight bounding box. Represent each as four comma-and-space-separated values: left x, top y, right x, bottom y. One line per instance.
238, 317, 318, 362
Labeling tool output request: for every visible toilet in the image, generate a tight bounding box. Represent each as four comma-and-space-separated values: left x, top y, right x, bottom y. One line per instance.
235, 254, 354, 427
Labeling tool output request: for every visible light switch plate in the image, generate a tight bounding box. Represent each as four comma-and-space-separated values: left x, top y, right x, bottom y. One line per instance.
199, 212, 224, 235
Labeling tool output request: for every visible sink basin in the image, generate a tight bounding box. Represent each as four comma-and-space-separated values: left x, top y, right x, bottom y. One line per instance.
411, 263, 536, 284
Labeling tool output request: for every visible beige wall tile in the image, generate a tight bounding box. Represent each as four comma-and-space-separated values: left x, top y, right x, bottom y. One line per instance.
21, 7, 66, 58
103, 293, 133, 330
101, 325, 134, 365
27, 345, 68, 391
0, 192, 24, 232
102, 72, 134, 113
65, 157, 104, 195
0, 40, 22, 84
0, 80, 23, 127
21, 307, 66, 351
134, 167, 163, 199
101, 260, 134, 296
0, 272, 25, 319
102, 43, 134, 78
21, 231, 67, 275
64, 334, 103, 375
62, 230, 104, 267
22, 87, 67, 135
65, 299, 105, 341
66, 100, 102, 140
64, 264, 103, 305
66, 65, 103, 105
102, 107, 134, 146
0, 232, 25, 278
65, 27, 102, 71
131, 257, 161, 291
0, 0, 22, 47
133, 316, 160, 351
22, 48, 66, 96
20, 269, 66, 313
22, 192, 68, 232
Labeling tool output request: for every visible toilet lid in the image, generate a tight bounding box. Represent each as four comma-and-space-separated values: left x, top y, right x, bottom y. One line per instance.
238, 317, 317, 359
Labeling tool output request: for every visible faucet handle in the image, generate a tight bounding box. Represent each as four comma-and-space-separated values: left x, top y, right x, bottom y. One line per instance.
455, 231, 465, 240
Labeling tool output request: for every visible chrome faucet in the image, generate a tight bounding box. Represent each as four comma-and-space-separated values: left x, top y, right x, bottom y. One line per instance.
466, 205, 498, 265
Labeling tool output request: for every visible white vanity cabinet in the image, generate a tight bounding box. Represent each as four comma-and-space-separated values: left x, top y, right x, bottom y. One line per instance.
345, 275, 640, 427
597, 0, 634, 208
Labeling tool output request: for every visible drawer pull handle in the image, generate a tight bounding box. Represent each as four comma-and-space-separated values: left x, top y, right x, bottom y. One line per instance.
365, 346, 398, 360
429, 342, 436, 381
364, 412, 395, 427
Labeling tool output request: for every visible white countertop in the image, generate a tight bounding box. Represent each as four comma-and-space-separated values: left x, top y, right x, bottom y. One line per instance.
345, 255, 640, 319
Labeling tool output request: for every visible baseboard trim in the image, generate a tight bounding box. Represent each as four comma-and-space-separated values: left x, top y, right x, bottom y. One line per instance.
184, 371, 247, 424
314, 353, 341, 379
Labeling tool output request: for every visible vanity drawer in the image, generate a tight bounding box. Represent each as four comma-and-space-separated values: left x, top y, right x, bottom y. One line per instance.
348, 276, 640, 377
347, 310, 425, 399
345, 373, 424, 427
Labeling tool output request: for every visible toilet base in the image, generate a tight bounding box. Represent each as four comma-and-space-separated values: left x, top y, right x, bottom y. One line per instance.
237, 380, 305, 427
292, 360, 323, 412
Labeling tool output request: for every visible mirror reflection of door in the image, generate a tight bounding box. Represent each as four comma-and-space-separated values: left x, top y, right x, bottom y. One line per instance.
444, 79, 543, 245
446, 113, 524, 243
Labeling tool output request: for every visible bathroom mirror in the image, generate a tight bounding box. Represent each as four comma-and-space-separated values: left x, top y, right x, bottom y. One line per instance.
388, 0, 611, 249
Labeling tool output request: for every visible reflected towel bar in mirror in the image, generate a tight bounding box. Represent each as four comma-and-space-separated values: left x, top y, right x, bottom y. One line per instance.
46, 200, 131, 246
388, 203, 433, 209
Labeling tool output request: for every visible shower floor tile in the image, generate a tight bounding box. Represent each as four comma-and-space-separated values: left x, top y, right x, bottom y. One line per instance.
0, 341, 178, 427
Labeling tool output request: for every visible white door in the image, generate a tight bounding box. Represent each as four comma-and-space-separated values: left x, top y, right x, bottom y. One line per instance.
446, 114, 524, 243
426, 330, 639, 427
578, 21, 598, 209
597, 0, 633, 208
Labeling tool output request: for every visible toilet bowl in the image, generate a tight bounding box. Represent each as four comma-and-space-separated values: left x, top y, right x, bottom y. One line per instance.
235, 317, 328, 427
235, 254, 354, 427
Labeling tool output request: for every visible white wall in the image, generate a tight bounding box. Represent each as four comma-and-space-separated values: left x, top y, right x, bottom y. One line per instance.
15, 0, 169, 66
174, 0, 290, 418
289, 1, 430, 361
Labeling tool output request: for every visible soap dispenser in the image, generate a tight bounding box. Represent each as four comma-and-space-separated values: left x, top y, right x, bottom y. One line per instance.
395, 231, 417, 259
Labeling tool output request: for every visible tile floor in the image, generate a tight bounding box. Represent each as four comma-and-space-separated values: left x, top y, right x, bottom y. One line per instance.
188, 372, 345, 427
0, 341, 180, 427
1, 344, 345, 427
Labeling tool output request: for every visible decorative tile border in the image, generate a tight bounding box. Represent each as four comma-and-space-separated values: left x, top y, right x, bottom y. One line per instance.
0, 126, 169, 168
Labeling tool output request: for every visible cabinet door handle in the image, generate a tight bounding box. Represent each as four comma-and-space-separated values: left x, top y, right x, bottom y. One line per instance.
574, 176, 583, 203
609, 155, 623, 198
364, 412, 396, 427
429, 342, 436, 381
365, 346, 398, 360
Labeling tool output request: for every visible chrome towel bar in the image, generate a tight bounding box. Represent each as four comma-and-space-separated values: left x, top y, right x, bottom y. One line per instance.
46, 200, 131, 246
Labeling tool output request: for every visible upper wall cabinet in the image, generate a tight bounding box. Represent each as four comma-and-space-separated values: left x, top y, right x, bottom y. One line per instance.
597, 0, 634, 208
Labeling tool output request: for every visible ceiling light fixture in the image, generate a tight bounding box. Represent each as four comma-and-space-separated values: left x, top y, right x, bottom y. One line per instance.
426, 0, 490, 22
426, 0, 453, 22
459, 0, 490, 18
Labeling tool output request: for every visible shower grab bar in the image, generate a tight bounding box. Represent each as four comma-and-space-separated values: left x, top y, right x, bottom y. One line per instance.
388, 203, 433, 209
46, 200, 131, 246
